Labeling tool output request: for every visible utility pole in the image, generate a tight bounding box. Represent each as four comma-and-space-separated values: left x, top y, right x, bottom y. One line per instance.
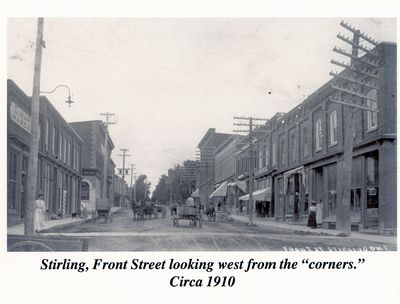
134, 171, 137, 204
330, 21, 380, 236
100, 112, 115, 200
118, 148, 130, 208
234, 116, 269, 226
25, 18, 44, 235
129, 163, 136, 203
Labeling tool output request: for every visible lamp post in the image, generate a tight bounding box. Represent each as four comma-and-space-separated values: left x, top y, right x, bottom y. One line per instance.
40, 84, 74, 107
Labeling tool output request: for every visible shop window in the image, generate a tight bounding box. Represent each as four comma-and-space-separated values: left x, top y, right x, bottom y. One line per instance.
8, 149, 18, 210
326, 163, 337, 217
315, 118, 322, 151
350, 188, 361, 213
44, 164, 51, 209
329, 111, 338, 145
366, 152, 379, 217
366, 89, 378, 131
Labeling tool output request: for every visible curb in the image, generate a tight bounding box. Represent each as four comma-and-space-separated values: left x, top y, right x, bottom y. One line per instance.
39, 217, 93, 233
40, 208, 122, 233
231, 215, 341, 237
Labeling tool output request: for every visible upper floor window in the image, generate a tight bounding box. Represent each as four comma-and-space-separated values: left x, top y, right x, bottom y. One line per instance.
303, 128, 308, 157
315, 118, 323, 151
58, 132, 62, 158
290, 134, 296, 162
264, 148, 269, 170
45, 119, 49, 151
329, 111, 338, 145
258, 144, 263, 169
280, 140, 286, 167
51, 125, 56, 155
272, 142, 277, 166
366, 89, 378, 131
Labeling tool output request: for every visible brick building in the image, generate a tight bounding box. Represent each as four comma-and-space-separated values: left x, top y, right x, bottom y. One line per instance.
197, 128, 231, 206
211, 135, 244, 211
233, 42, 396, 233
70, 120, 115, 211
7, 80, 83, 225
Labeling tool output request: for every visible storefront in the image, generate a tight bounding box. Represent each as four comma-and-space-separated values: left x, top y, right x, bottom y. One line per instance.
309, 149, 382, 230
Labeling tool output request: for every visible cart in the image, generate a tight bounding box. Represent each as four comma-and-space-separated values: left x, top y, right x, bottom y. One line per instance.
154, 204, 167, 219
173, 206, 203, 228
92, 198, 112, 223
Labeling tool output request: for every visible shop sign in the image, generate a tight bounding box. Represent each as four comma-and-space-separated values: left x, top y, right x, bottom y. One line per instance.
10, 102, 31, 134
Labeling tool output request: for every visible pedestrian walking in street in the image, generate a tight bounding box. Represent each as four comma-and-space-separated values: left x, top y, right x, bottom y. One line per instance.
34, 194, 46, 233
316, 199, 323, 228
307, 201, 317, 229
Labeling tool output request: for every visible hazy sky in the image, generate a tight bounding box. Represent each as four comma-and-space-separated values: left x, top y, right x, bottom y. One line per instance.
7, 18, 396, 191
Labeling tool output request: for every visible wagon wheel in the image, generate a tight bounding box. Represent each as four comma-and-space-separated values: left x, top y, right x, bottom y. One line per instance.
199, 215, 203, 229
8, 240, 53, 252
105, 212, 109, 223
193, 219, 197, 227
176, 218, 179, 227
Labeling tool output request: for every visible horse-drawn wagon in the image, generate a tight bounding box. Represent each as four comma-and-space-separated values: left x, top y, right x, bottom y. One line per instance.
92, 198, 112, 223
172, 206, 203, 228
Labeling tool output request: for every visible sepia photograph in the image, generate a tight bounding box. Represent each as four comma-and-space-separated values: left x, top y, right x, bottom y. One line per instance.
6, 17, 397, 251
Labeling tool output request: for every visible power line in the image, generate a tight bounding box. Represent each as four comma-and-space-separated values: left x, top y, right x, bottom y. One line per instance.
17, 34, 271, 92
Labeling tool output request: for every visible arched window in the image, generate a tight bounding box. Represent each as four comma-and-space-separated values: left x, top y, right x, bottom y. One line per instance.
366, 89, 378, 131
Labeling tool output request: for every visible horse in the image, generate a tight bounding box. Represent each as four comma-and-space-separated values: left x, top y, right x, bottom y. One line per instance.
205, 205, 216, 221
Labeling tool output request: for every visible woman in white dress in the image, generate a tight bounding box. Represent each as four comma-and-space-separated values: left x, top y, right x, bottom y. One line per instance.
34, 194, 46, 232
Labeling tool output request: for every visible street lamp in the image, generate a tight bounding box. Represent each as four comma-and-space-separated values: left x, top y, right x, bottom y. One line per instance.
40, 84, 74, 107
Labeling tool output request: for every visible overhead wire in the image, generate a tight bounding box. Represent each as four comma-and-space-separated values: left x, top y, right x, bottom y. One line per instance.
14, 33, 269, 92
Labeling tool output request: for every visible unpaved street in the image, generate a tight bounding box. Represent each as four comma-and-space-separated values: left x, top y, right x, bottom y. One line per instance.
43, 208, 396, 251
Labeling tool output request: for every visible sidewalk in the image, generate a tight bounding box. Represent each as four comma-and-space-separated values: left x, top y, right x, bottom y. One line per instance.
231, 214, 397, 245
7, 207, 121, 236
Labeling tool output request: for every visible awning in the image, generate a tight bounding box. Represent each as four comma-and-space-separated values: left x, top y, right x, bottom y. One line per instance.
235, 180, 247, 192
209, 181, 228, 198
191, 189, 200, 198
226, 180, 247, 192
283, 166, 304, 179
283, 166, 305, 194
239, 187, 271, 202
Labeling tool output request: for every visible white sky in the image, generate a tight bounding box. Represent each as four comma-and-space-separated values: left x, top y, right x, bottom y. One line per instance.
7, 18, 396, 191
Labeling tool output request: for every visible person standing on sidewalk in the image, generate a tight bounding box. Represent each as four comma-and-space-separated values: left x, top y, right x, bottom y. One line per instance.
307, 201, 317, 229
316, 199, 323, 228
34, 194, 46, 233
